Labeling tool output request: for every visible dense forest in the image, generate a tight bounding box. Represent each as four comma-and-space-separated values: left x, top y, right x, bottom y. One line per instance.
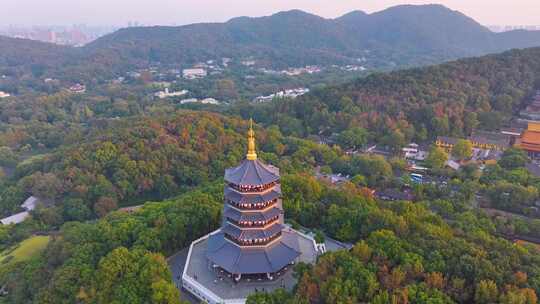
234, 47, 540, 146
245, 150, 540, 303
250, 190, 540, 303
2, 38, 540, 303
0, 111, 355, 228
1, 108, 540, 303
3, 47, 540, 164
1, 190, 222, 303
4, 145, 540, 303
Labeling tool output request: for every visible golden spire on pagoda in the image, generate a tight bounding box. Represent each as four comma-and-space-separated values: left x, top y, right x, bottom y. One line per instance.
246, 118, 257, 160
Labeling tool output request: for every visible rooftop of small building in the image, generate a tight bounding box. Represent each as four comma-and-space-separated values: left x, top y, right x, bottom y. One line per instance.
437, 131, 511, 148
522, 129, 540, 145
376, 188, 414, 201
0, 211, 30, 225
436, 136, 458, 145
470, 130, 511, 147
520, 143, 540, 152
501, 126, 524, 135
21, 196, 38, 211
527, 122, 540, 132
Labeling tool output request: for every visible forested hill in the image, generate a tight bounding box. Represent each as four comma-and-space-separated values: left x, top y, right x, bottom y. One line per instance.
79, 4, 540, 68
240, 47, 540, 148
3, 110, 540, 303
0, 36, 72, 72
3, 4, 540, 80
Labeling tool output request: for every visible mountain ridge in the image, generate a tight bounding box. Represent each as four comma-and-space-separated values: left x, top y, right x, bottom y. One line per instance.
2, 4, 540, 80
83, 4, 540, 70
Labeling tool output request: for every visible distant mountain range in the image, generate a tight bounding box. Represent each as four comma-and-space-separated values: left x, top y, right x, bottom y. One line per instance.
2, 4, 540, 80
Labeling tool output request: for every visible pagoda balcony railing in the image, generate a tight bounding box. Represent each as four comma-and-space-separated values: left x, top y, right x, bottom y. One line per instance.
226, 216, 279, 228
226, 198, 278, 210
224, 231, 282, 247
228, 181, 278, 193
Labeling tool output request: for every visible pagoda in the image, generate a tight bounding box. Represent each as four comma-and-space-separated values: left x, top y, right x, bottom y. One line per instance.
206, 119, 301, 280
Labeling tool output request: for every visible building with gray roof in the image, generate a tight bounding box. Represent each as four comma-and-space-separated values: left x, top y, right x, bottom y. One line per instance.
206, 120, 300, 278
180, 120, 319, 304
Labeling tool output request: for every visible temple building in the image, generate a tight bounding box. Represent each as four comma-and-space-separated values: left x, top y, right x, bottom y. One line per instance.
177, 120, 320, 304
436, 130, 511, 152
206, 120, 301, 280
517, 122, 540, 158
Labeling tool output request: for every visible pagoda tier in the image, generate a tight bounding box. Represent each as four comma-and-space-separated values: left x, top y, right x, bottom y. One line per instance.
219, 158, 285, 244
225, 159, 280, 188
206, 120, 300, 275
223, 221, 282, 241
224, 184, 281, 205
223, 205, 282, 224
207, 229, 301, 275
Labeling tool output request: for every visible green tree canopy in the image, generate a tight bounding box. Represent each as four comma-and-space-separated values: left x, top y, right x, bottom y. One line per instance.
337, 127, 369, 150
452, 139, 473, 161
499, 148, 529, 170
426, 146, 449, 169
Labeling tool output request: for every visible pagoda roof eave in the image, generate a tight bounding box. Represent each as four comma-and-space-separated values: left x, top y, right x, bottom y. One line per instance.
225, 159, 279, 186
224, 184, 281, 203
206, 230, 301, 274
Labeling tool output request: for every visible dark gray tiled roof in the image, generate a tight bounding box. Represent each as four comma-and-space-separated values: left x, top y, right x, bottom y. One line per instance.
222, 222, 282, 240
436, 136, 458, 145
438, 132, 511, 148
224, 206, 282, 222
224, 184, 281, 203
470, 131, 511, 148
377, 188, 414, 201
526, 163, 540, 177
225, 159, 279, 186
206, 230, 301, 274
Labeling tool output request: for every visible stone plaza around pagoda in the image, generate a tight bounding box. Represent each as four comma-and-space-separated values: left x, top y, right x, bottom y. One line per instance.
180, 228, 318, 304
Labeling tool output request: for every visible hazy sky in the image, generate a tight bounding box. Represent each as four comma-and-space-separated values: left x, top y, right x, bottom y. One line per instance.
3, 0, 540, 27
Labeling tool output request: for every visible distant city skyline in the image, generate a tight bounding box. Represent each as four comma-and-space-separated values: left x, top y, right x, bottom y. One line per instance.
2, 0, 540, 27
